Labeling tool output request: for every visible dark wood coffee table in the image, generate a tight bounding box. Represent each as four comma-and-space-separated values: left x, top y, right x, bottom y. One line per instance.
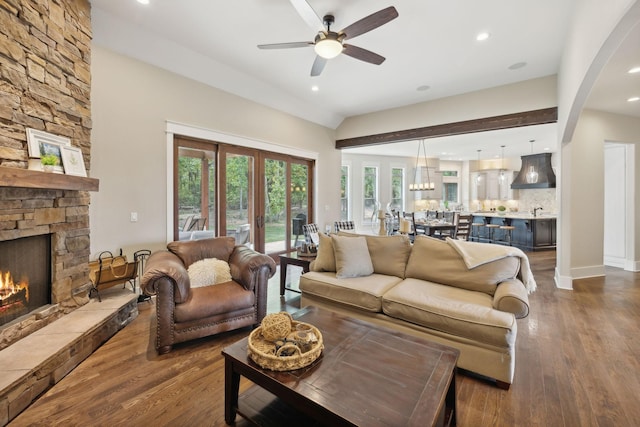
222, 306, 459, 426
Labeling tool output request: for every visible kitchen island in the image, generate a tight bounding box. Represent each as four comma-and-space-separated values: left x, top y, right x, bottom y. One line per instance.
471, 212, 556, 251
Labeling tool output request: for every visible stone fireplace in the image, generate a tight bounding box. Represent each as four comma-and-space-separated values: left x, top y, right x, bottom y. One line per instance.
0, 183, 94, 350
0, 2, 140, 423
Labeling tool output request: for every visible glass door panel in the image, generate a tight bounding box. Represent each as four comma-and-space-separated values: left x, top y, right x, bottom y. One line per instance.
175, 143, 216, 241
225, 152, 255, 248
291, 163, 309, 248
264, 158, 287, 253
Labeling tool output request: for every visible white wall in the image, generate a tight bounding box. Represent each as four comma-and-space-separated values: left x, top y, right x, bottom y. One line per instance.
557, 110, 640, 288
89, 46, 340, 257
558, 0, 639, 142
336, 76, 557, 140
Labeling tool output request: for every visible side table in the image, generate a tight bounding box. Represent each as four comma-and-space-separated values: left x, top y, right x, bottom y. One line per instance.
279, 251, 315, 296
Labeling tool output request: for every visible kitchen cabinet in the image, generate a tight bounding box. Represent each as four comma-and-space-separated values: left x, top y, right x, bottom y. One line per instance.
470, 170, 518, 201
470, 172, 487, 200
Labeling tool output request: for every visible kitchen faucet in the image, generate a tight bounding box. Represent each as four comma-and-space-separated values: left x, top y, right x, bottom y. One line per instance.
532, 207, 543, 217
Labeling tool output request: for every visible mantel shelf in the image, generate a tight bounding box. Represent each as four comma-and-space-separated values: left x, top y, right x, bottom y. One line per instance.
0, 167, 99, 192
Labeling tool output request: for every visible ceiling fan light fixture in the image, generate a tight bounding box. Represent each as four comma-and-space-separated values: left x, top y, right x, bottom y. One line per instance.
314, 37, 343, 59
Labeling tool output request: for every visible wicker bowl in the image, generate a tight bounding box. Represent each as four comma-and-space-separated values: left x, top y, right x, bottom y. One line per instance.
247, 321, 323, 371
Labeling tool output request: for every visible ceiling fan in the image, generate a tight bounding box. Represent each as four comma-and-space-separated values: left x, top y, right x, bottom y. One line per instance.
258, 0, 398, 76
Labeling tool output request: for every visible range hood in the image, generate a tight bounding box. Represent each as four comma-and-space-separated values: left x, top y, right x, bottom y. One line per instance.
511, 153, 556, 189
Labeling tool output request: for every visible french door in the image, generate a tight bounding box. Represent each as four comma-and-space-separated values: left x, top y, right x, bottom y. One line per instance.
174, 136, 313, 255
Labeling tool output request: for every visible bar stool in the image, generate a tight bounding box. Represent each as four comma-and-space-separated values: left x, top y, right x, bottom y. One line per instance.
485, 224, 500, 243
499, 225, 515, 246
471, 222, 484, 242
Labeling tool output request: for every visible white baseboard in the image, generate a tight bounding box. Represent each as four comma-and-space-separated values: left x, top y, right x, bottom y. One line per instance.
624, 259, 640, 272
554, 268, 573, 290
604, 255, 626, 269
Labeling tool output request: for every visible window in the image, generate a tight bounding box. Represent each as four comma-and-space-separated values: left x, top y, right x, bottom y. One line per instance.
340, 165, 349, 220
363, 166, 378, 221
441, 169, 459, 204
444, 183, 458, 203
390, 167, 404, 211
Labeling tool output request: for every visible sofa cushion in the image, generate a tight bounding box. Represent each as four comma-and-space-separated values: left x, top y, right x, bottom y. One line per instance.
299, 271, 402, 312
168, 236, 236, 268
382, 278, 516, 348
332, 235, 374, 278
405, 236, 520, 295
187, 258, 232, 288
338, 232, 411, 278
310, 232, 336, 272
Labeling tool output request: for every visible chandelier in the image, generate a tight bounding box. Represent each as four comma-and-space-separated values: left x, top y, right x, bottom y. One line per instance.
409, 139, 434, 191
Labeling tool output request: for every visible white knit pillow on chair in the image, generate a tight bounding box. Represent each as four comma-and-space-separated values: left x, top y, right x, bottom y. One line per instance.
187, 258, 232, 288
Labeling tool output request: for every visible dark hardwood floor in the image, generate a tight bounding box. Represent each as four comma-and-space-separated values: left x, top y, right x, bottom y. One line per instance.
9, 250, 640, 426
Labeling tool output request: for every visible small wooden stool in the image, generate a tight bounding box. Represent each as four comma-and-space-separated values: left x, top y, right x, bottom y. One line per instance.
499, 225, 515, 246
471, 222, 484, 242
485, 224, 500, 243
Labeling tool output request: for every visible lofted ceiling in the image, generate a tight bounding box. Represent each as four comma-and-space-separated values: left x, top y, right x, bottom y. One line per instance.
90, 0, 640, 160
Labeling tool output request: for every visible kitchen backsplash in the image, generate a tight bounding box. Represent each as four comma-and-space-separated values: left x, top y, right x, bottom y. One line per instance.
517, 189, 557, 214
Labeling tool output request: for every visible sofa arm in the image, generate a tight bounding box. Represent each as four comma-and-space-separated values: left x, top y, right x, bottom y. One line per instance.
228, 245, 277, 292
492, 278, 530, 319
141, 251, 191, 303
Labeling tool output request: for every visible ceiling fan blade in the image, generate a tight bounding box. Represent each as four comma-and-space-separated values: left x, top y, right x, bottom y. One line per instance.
343, 44, 385, 65
258, 41, 313, 49
340, 6, 398, 40
289, 0, 324, 31
310, 56, 327, 76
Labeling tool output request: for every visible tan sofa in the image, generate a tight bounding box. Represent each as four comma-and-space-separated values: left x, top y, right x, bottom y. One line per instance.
299, 233, 534, 389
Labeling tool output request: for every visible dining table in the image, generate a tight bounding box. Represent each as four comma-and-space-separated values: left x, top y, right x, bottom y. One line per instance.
414, 220, 457, 239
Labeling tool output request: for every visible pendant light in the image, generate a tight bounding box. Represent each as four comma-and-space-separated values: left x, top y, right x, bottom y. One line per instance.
525, 140, 539, 184
409, 140, 434, 191
499, 145, 506, 182
475, 149, 482, 183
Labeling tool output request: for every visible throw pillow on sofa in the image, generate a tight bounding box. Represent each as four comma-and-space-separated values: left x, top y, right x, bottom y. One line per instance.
311, 232, 336, 272
187, 258, 232, 288
337, 232, 411, 278
331, 235, 374, 279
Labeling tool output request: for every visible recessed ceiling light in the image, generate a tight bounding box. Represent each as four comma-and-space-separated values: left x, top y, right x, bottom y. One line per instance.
137, 0, 150, 4
508, 62, 527, 70
628, 66, 640, 74
628, 96, 640, 102
311, 85, 319, 92
416, 85, 430, 92
476, 32, 490, 41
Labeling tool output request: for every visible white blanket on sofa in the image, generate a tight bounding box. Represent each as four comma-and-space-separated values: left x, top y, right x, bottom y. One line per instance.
446, 238, 537, 293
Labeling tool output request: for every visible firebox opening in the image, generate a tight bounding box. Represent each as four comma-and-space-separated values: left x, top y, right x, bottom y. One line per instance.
0, 234, 52, 327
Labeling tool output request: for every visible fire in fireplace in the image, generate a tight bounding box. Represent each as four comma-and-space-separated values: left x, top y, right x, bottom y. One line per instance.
0, 234, 51, 327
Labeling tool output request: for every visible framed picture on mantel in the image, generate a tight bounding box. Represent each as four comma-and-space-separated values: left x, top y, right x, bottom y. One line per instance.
60, 146, 87, 177
26, 128, 71, 173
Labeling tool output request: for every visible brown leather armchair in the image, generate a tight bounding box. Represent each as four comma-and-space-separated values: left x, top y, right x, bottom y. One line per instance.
141, 237, 276, 354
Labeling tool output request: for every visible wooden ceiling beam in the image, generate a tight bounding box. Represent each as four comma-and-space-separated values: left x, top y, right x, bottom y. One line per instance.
335, 107, 558, 149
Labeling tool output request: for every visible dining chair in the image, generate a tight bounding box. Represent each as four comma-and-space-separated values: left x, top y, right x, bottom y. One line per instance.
334, 220, 355, 233
455, 214, 473, 240
303, 223, 320, 245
